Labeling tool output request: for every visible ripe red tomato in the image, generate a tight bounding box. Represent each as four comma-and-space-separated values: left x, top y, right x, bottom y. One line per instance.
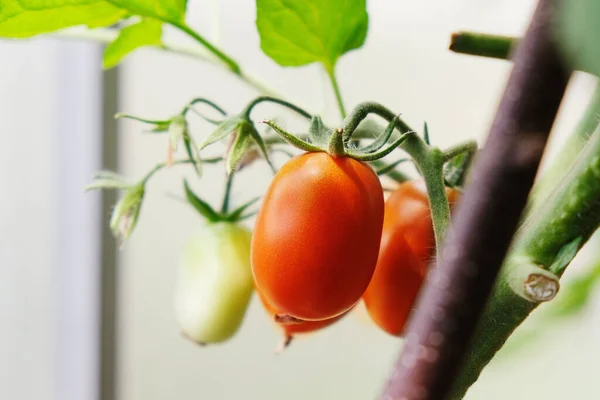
258, 292, 347, 351
363, 181, 459, 336
251, 152, 384, 321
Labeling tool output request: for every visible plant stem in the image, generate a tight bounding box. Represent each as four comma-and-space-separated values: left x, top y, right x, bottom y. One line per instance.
528, 83, 600, 210
244, 96, 313, 120
342, 101, 451, 257
221, 173, 234, 214
450, 124, 600, 399
449, 31, 518, 60
141, 157, 222, 184
170, 22, 241, 75
326, 65, 347, 120
51, 28, 283, 98
381, 1, 569, 398
442, 140, 478, 162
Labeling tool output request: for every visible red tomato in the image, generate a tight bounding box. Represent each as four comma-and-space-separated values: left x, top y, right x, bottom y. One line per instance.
251, 152, 384, 321
384, 181, 460, 275
363, 181, 459, 336
258, 292, 347, 352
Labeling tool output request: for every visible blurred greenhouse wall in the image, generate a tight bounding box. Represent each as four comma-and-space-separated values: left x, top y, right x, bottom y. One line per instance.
1, 1, 599, 400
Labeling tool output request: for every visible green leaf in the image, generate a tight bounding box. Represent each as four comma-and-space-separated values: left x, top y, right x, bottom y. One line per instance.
103, 18, 162, 68
199, 117, 243, 150
0, 0, 126, 37
556, 0, 600, 77
308, 116, 331, 147
107, 0, 187, 23
183, 180, 220, 222
226, 130, 253, 176
256, 0, 368, 70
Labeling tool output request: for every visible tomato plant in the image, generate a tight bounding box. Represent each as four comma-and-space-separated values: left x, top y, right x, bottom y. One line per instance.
5, 0, 600, 399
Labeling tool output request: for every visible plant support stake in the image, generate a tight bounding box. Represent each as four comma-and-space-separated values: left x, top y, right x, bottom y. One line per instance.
380, 1, 569, 399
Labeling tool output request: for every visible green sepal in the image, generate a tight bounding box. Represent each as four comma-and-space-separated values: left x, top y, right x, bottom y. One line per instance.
226, 128, 254, 176
199, 116, 244, 150
168, 115, 187, 151
183, 180, 220, 223
115, 113, 171, 126
308, 116, 332, 147
359, 115, 399, 153
443, 150, 474, 188
85, 170, 132, 191
183, 133, 202, 176
347, 131, 414, 161
375, 158, 411, 176
224, 197, 261, 222
245, 122, 275, 173
260, 119, 322, 153
109, 183, 145, 245
423, 122, 431, 145
548, 237, 584, 275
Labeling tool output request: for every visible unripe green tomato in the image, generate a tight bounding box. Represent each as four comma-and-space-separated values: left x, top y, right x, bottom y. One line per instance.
174, 222, 254, 345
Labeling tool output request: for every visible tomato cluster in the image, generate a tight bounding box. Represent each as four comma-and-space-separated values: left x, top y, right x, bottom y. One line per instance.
251, 152, 459, 342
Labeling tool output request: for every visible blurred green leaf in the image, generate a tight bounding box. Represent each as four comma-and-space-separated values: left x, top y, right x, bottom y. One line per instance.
183, 180, 220, 222
256, 0, 368, 70
108, 0, 187, 23
103, 18, 162, 68
0, 0, 126, 37
556, 0, 600, 77
0, 0, 187, 38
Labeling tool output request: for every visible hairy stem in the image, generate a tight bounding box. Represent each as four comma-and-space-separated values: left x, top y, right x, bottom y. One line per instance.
449, 31, 518, 60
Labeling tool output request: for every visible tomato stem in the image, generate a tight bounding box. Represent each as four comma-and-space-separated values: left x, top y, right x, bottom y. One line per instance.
141, 157, 222, 185
328, 128, 347, 156
449, 31, 517, 60
244, 96, 313, 121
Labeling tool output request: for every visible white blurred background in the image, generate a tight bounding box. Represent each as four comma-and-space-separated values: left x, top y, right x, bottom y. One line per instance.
2, 1, 600, 399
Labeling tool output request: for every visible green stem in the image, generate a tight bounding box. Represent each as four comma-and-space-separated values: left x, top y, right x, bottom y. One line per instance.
141, 157, 222, 184
450, 125, 600, 399
528, 84, 600, 210
51, 28, 284, 99
401, 136, 451, 255
221, 173, 234, 214
442, 140, 478, 162
326, 65, 347, 120
343, 102, 451, 257
449, 31, 518, 60
170, 22, 241, 75
244, 96, 312, 120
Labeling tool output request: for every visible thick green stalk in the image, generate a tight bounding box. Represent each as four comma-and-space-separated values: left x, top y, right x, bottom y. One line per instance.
528, 84, 600, 210
450, 125, 600, 399
449, 31, 517, 60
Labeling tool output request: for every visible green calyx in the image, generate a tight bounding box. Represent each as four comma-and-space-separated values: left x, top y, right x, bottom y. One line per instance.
183, 179, 259, 224
260, 113, 414, 161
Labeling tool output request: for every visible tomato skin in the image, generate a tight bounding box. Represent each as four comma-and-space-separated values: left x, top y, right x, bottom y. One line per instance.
251, 152, 384, 321
362, 236, 423, 336
363, 181, 460, 336
384, 181, 460, 275
174, 222, 254, 344
258, 291, 346, 338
